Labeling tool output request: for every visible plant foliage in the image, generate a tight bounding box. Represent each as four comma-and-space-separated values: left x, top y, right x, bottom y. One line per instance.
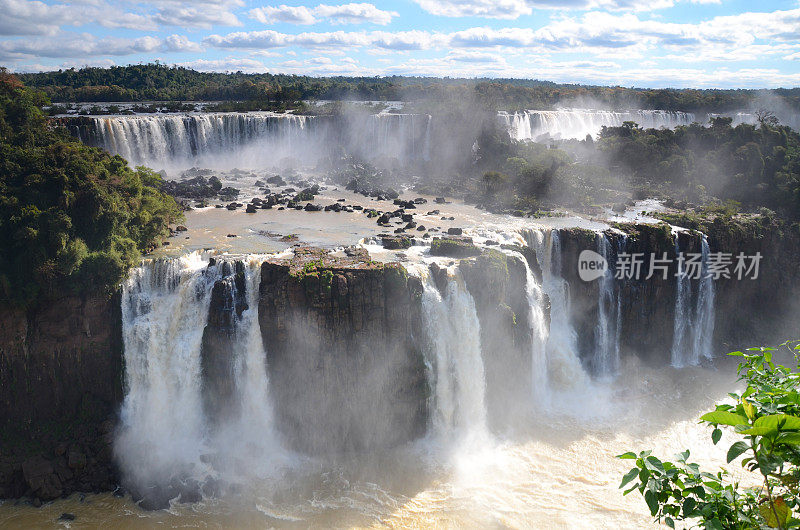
620, 341, 800, 529
0, 68, 182, 305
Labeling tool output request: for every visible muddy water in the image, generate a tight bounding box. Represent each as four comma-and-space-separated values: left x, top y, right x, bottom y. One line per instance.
0, 358, 745, 529
155, 179, 605, 256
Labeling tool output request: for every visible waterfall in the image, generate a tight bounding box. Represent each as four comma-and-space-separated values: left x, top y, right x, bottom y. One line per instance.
670, 233, 716, 367
412, 265, 488, 440
521, 229, 587, 389
498, 108, 697, 141
509, 251, 550, 404
595, 234, 620, 376
67, 111, 432, 170
692, 235, 716, 361
117, 252, 221, 488
116, 252, 285, 499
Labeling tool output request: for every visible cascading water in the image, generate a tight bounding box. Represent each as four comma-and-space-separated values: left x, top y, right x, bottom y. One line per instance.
503, 250, 550, 404
69, 111, 432, 170
670, 233, 716, 367
522, 229, 588, 390
116, 252, 221, 489
116, 252, 287, 501
692, 235, 716, 362
595, 234, 620, 377
81, 113, 315, 168
411, 264, 488, 441
499, 108, 696, 141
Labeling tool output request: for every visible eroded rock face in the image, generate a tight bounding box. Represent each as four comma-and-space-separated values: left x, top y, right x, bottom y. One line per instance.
258, 248, 428, 454
201, 261, 248, 422
0, 295, 122, 501
460, 248, 549, 428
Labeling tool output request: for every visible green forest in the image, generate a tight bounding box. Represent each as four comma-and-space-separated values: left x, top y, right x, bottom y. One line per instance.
18, 63, 800, 113
0, 68, 182, 306
468, 115, 800, 221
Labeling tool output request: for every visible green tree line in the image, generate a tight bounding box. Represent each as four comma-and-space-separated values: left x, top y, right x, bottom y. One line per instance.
16, 63, 800, 113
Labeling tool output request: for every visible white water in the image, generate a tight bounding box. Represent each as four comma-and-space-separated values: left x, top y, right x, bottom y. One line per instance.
522, 229, 591, 394
671, 233, 716, 367
117, 252, 220, 488
72, 112, 432, 170
499, 108, 697, 141
595, 234, 620, 376
116, 252, 288, 494
413, 264, 489, 442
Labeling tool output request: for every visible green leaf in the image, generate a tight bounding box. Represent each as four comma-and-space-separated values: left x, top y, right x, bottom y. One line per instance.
682, 497, 697, 517
738, 426, 778, 436
665, 516, 674, 528
617, 452, 637, 460
644, 490, 659, 516
726, 441, 749, 463
620, 467, 639, 489
777, 432, 800, 445
742, 399, 756, 420
700, 411, 749, 426
712, 428, 722, 445
644, 456, 665, 474
754, 414, 800, 431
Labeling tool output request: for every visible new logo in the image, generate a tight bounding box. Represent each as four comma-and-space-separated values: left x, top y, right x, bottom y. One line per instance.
578, 250, 608, 282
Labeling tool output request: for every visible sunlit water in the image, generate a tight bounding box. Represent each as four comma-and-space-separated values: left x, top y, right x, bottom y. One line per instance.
0, 358, 742, 528
0, 174, 738, 529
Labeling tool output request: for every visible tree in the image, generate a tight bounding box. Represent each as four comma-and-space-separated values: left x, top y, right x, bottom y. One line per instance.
0, 69, 183, 305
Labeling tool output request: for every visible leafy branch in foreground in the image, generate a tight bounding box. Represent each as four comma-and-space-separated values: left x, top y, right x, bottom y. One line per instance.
619, 341, 800, 529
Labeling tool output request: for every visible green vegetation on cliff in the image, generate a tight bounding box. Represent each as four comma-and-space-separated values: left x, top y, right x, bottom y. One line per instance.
0, 68, 182, 305
472, 115, 800, 220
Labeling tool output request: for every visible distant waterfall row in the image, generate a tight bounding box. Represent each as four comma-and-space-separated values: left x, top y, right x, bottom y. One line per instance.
68, 112, 432, 170
499, 108, 697, 141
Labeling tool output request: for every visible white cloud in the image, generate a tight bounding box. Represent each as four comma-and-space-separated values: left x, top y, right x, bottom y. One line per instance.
164, 34, 204, 52
250, 5, 317, 25
413, 0, 531, 19
412, 0, 722, 19
0, 33, 200, 60
0, 0, 155, 36
153, 4, 241, 28
314, 4, 397, 25
250, 3, 397, 26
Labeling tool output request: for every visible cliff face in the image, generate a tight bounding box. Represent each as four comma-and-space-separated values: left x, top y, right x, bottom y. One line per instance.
557, 220, 800, 368
705, 218, 800, 351
0, 295, 122, 502
257, 247, 428, 454
460, 247, 546, 427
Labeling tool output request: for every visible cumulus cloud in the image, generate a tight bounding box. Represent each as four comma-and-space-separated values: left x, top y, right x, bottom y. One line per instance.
0, 0, 155, 35
164, 34, 204, 52
250, 3, 397, 26
176, 56, 267, 73
153, 4, 241, 28
0, 33, 200, 60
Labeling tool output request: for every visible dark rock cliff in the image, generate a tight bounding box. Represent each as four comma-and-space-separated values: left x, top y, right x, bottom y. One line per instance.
257, 247, 428, 455
0, 294, 122, 502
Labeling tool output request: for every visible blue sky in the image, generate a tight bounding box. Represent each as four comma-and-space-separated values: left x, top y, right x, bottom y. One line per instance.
2, 0, 800, 88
